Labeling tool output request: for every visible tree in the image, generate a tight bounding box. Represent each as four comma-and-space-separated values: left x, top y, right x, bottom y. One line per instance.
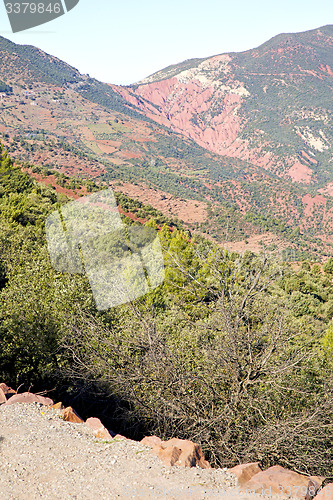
61, 237, 333, 475
323, 258, 333, 275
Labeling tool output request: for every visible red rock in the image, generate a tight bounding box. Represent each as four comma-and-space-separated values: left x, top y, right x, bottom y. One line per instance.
0, 383, 16, 398
313, 484, 333, 499
3, 392, 53, 406
86, 417, 113, 440
62, 406, 84, 424
140, 436, 163, 447
244, 465, 324, 500
151, 444, 182, 467
49, 402, 64, 410
149, 437, 210, 469
163, 438, 211, 469
111, 62, 316, 182
228, 462, 262, 484
0, 388, 7, 404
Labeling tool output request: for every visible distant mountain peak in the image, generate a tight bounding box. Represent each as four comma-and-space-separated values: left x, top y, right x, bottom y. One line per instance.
110, 24, 333, 192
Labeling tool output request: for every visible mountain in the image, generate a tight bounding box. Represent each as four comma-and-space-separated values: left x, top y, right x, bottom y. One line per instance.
0, 27, 332, 259
113, 25, 333, 187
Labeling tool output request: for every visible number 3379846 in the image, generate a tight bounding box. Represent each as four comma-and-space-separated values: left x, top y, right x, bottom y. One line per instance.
5, 3, 62, 14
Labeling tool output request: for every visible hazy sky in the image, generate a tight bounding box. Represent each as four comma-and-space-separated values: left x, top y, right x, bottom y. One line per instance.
0, 0, 332, 85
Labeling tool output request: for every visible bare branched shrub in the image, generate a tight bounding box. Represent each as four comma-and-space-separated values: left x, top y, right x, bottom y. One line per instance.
62, 245, 333, 476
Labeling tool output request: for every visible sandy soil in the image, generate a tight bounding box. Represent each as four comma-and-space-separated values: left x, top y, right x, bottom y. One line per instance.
0, 403, 290, 500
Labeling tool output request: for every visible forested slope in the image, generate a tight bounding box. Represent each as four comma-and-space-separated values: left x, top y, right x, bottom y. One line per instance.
0, 145, 332, 476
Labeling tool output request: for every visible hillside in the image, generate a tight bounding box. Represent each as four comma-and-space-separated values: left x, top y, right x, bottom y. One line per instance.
1, 28, 333, 494
118, 25, 333, 187
0, 28, 332, 259
1, 144, 333, 477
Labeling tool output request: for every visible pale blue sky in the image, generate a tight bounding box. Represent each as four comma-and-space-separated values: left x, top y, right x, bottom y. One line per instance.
0, 0, 332, 85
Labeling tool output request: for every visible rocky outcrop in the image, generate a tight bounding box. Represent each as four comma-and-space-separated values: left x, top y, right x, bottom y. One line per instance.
230, 464, 325, 500
117, 72, 315, 184
110, 26, 333, 188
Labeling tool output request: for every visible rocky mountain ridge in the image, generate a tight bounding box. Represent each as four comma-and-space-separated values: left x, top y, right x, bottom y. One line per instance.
0, 27, 333, 258
112, 25, 333, 187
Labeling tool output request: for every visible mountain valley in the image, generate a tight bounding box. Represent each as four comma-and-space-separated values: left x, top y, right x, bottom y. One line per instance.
0, 26, 332, 260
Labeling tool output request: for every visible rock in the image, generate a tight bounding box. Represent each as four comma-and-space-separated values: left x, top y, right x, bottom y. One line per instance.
0, 383, 16, 398
3, 392, 53, 406
149, 437, 210, 469
62, 406, 84, 424
163, 438, 211, 469
113, 434, 127, 440
311, 476, 327, 488
313, 484, 333, 499
49, 402, 65, 410
244, 465, 324, 499
140, 436, 163, 447
151, 443, 182, 467
85, 417, 114, 440
228, 462, 262, 484
0, 388, 7, 405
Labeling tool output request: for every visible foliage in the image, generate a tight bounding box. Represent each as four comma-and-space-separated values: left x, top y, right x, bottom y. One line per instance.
0, 145, 332, 476
0, 36, 80, 85
0, 80, 12, 93
62, 237, 333, 475
323, 258, 333, 275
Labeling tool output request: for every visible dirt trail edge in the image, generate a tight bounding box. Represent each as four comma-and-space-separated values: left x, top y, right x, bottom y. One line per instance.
0, 403, 292, 499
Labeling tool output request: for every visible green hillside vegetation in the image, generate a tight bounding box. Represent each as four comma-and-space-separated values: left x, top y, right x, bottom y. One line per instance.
25, 162, 182, 229
0, 145, 332, 476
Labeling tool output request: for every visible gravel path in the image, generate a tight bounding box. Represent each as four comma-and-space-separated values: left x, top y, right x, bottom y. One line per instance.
0, 403, 290, 499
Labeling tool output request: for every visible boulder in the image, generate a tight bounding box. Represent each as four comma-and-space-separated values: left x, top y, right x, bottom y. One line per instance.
140, 436, 163, 447
0, 383, 16, 399
313, 484, 333, 499
3, 392, 53, 407
163, 438, 211, 469
244, 465, 324, 500
148, 437, 210, 469
228, 462, 262, 484
0, 388, 7, 405
85, 417, 114, 440
152, 443, 182, 467
62, 406, 84, 424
